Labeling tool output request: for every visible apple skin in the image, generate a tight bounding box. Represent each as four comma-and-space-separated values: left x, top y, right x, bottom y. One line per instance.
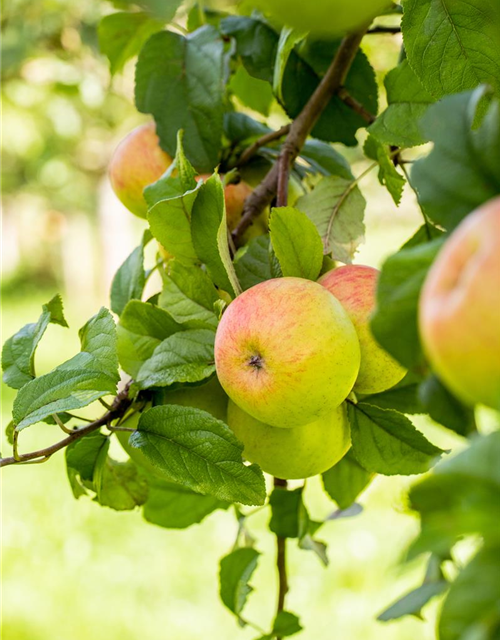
117, 377, 228, 476
319, 265, 406, 394
258, 0, 390, 36
214, 277, 360, 428
109, 122, 172, 219
419, 198, 500, 410
227, 400, 350, 479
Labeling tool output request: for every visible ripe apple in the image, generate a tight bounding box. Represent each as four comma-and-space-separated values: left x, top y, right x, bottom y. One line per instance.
117, 377, 228, 476
214, 277, 360, 428
227, 400, 350, 479
257, 0, 390, 36
319, 265, 406, 394
419, 198, 500, 410
109, 122, 172, 219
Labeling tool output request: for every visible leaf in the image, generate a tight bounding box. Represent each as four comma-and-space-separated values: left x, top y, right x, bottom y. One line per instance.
361, 373, 424, 415
269, 207, 324, 280
135, 27, 224, 172
295, 175, 366, 263
410, 90, 500, 231
348, 402, 443, 476
364, 135, 405, 206
370, 237, 444, 370
2, 294, 68, 390
402, 0, 500, 99
65, 432, 110, 498
117, 300, 185, 378
234, 235, 273, 291
117, 0, 184, 21
110, 231, 151, 316
94, 456, 149, 511
418, 374, 476, 437
98, 12, 163, 75
191, 173, 242, 296
219, 547, 260, 618
223, 112, 271, 145
378, 581, 448, 622
273, 26, 307, 102
258, 611, 303, 639
229, 65, 274, 116
269, 487, 303, 539
78, 308, 119, 381
299, 139, 352, 179
159, 261, 219, 329
369, 60, 436, 148
129, 405, 266, 505
322, 449, 373, 510
439, 546, 500, 640
143, 475, 229, 529
135, 329, 216, 389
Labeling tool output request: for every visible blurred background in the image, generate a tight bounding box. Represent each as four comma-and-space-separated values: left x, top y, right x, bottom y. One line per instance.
1, 1, 463, 638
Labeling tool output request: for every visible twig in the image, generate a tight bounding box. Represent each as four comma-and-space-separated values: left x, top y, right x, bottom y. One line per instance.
274, 477, 289, 639
367, 26, 401, 35
52, 413, 74, 434
0, 383, 132, 468
236, 124, 291, 168
337, 87, 376, 124
232, 28, 368, 245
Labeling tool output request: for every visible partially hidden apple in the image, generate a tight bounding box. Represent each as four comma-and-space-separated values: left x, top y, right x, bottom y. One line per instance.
227, 400, 350, 479
319, 265, 406, 394
419, 197, 500, 410
117, 377, 228, 476
109, 122, 172, 219
214, 277, 360, 428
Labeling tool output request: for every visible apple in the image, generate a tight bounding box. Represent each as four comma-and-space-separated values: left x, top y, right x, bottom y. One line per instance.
227, 400, 350, 479
257, 0, 390, 36
214, 277, 360, 428
419, 198, 500, 410
319, 265, 406, 394
109, 122, 172, 219
117, 377, 228, 476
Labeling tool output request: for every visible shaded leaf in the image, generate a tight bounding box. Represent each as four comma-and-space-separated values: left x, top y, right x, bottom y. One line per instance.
234, 235, 273, 291
419, 374, 476, 437
378, 581, 448, 622
364, 135, 405, 206
110, 231, 151, 316
94, 456, 149, 511
322, 449, 373, 510
219, 547, 260, 617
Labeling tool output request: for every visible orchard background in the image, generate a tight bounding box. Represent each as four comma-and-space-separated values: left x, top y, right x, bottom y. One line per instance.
2, 1, 499, 640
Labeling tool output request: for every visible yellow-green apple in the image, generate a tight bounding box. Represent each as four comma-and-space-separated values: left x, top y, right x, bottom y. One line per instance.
109, 122, 172, 219
117, 377, 228, 475
319, 265, 406, 394
257, 0, 390, 36
419, 198, 500, 410
214, 277, 360, 428
227, 400, 350, 479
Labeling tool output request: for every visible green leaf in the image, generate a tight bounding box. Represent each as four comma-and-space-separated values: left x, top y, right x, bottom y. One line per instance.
402, 0, 500, 99
369, 60, 436, 148
229, 65, 274, 116
410, 90, 500, 231
349, 402, 443, 476
143, 475, 229, 529
322, 449, 373, 510
295, 175, 365, 263
65, 432, 110, 498
2, 294, 68, 389
364, 135, 405, 206
378, 581, 448, 622
94, 456, 149, 511
299, 139, 352, 179
191, 173, 242, 296
273, 26, 307, 102
258, 611, 303, 639
78, 308, 119, 381
419, 375, 476, 437
115, 0, 184, 21
110, 231, 151, 316
129, 405, 266, 505
439, 546, 500, 640
269, 207, 324, 280
370, 237, 444, 369
234, 235, 273, 291
269, 487, 303, 539
117, 300, 185, 378
223, 112, 271, 145
135, 329, 216, 389
135, 27, 224, 172
361, 373, 424, 415
219, 547, 260, 618
98, 12, 163, 76
159, 261, 219, 329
